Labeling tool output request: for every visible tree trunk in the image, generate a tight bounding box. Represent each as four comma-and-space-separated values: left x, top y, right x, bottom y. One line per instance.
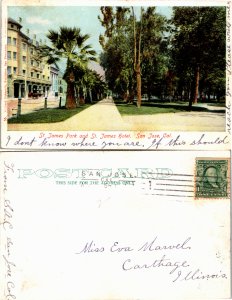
89, 88, 93, 103
132, 7, 143, 108
188, 66, 200, 110
128, 90, 134, 104
180, 89, 183, 101
148, 89, 151, 101
136, 67, 142, 108
65, 71, 77, 109
74, 86, 80, 107
188, 83, 194, 110
79, 87, 85, 105
193, 65, 200, 104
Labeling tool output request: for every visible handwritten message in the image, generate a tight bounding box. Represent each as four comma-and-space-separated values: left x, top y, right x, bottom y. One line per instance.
75, 237, 227, 283
4, 132, 230, 150
226, 1, 232, 135
1, 162, 16, 300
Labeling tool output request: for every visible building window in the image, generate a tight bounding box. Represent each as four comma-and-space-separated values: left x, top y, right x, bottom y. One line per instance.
7, 37, 11, 45
31, 60, 34, 66
22, 56, 26, 62
37, 73, 40, 79
31, 72, 34, 78
13, 38, 17, 46
37, 61, 40, 67
22, 69, 26, 75
13, 52, 17, 60
7, 66, 11, 75
11, 24, 14, 29
13, 67, 17, 74
43, 75, 45, 79
48, 76, 50, 80
30, 48, 33, 55
22, 43, 26, 50
7, 51, 11, 59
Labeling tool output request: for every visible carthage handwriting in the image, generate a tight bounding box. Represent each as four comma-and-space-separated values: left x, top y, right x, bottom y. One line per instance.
122, 254, 189, 274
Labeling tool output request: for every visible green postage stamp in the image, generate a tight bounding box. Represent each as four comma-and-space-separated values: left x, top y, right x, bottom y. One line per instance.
195, 158, 230, 199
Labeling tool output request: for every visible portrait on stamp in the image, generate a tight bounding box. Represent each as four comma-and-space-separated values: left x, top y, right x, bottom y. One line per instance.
203, 166, 220, 189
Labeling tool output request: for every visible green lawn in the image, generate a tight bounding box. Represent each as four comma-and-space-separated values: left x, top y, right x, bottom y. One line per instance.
116, 103, 182, 115
116, 100, 226, 115
207, 103, 225, 107
8, 105, 91, 124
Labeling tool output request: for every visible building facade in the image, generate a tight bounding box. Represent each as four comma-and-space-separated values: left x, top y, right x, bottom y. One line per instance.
50, 63, 59, 97
7, 18, 65, 99
58, 71, 67, 98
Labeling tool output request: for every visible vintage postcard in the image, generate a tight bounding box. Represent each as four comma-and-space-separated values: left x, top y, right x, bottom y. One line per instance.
0, 150, 230, 299
0, 0, 231, 150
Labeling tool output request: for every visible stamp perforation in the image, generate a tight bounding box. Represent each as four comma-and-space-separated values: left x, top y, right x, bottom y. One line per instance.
194, 157, 231, 200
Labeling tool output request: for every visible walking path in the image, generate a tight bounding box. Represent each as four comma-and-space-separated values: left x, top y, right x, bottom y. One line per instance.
7, 97, 226, 131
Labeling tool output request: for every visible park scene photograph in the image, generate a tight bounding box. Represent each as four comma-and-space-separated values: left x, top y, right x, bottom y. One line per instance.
6, 5, 226, 131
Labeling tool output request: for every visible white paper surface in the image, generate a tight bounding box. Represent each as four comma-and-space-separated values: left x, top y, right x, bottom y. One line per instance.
0, 151, 230, 300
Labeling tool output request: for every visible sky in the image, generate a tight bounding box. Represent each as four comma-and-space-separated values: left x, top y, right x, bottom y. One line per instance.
8, 6, 173, 56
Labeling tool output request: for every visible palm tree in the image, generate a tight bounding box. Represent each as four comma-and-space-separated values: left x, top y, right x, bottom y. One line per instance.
42, 27, 97, 109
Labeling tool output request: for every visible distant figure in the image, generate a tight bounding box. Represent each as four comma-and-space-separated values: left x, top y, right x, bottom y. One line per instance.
203, 166, 220, 189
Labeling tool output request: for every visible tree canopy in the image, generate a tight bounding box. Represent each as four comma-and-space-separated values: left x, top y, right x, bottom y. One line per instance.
99, 6, 168, 106
98, 6, 226, 108
170, 6, 226, 107
37, 6, 226, 110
